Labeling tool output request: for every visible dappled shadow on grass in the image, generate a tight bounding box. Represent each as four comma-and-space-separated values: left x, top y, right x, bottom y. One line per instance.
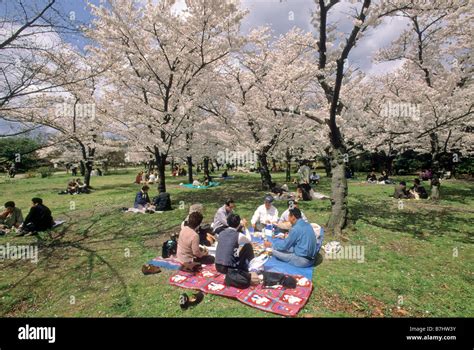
0, 236, 133, 316
434, 186, 474, 206
350, 195, 473, 244
0, 208, 138, 316
172, 181, 264, 207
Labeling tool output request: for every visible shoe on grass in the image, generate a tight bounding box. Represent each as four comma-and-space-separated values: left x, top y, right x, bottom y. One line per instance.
180, 291, 204, 310
142, 264, 161, 275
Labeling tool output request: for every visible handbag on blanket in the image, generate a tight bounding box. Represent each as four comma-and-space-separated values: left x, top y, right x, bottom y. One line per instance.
225, 269, 251, 289
262, 272, 297, 289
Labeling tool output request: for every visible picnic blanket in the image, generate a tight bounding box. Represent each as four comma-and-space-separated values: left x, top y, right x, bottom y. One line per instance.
169, 264, 312, 317
264, 256, 314, 279
180, 181, 221, 189
123, 208, 164, 214
148, 256, 182, 270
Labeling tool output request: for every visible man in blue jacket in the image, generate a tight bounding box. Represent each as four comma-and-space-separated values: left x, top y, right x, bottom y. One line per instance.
134, 185, 151, 209
264, 208, 317, 267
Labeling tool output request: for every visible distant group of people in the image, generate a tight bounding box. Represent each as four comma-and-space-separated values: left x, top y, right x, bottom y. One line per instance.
171, 166, 187, 177
393, 179, 431, 200
59, 178, 90, 195
366, 170, 394, 184
66, 164, 102, 177
135, 170, 159, 185
0, 198, 54, 236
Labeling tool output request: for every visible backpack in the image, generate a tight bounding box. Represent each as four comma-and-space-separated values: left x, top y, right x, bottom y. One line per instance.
224, 269, 251, 289
162, 238, 177, 258
153, 192, 172, 211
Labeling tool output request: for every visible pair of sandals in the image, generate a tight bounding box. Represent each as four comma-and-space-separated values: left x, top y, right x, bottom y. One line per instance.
179, 291, 204, 310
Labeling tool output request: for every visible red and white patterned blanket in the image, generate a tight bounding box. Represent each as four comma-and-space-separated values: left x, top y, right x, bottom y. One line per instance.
169, 264, 313, 317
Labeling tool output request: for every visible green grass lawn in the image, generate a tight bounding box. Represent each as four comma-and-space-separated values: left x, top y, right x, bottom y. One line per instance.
0, 169, 473, 317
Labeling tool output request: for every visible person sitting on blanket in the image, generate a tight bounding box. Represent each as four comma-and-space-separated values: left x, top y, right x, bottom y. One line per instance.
75, 178, 89, 193
134, 185, 151, 209
366, 170, 377, 184
222, 169, 228, 178
393, 181, 410, 199
0, 201, 24, 229
181, 203, 215, 246
135, 171, 143, 184
251, 195, 279, 231
67, 179, 79, 194
212, 199, 248, 236
212, 198, 236, 234
264, 208, 317, 268
297, 181, 330, 201
296, 182, 312, 201
270, 182, 288, 199
410, 178, 428, 199
18, 198, 54, 236
277, 199, 307, 231
177, 211, 215, 265
215, 213, 254, 274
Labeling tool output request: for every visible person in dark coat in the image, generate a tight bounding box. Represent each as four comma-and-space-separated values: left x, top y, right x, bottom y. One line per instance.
19, 198, 54, 235
134, 185, 151, 209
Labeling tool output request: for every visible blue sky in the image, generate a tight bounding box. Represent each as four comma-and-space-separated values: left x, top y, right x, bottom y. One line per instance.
1, 0, 407, 135
1, 0, 407, 70
30, 0, 407, 72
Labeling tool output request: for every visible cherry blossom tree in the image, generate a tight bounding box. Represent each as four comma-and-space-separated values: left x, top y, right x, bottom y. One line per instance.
0, 0, 83, 136
205, 27, 324, 190
370, 0, 473, 173
87, 0, 246, 192
10, 45, 108, 187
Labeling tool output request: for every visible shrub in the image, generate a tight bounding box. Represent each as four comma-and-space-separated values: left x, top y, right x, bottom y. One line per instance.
37, 166, 53, 178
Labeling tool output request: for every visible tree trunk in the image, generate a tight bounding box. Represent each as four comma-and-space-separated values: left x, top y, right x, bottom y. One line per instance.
326, 147, 348, 237
153, 147, 167, 193
257, 152, 273, 190
386, 155, 395, 175
323, 147, 332, 177
203, 157, 209, 175
285, 149, 291, 182
187, 156, 193, 184
431, 185, 440, 200
148, 159, 153, 173
84, 160, 93, 188
430, 132, 440, 174
79, 161, 86, 176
